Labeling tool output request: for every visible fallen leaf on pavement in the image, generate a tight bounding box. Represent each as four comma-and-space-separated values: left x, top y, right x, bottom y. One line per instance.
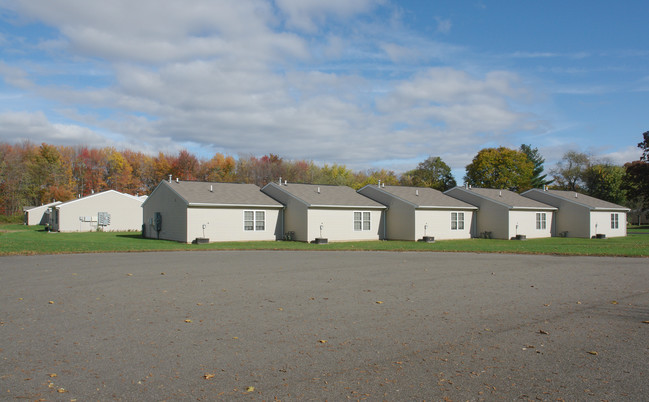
539, 330, 549, 335
318, 340, 327, 344
588, 351, 598, 355
184, 319, 192, 323
245, 386, 255, 392
203, 373, 215, 379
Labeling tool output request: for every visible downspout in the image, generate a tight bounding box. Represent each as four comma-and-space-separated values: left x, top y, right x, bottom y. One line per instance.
383, 207, 388, 240
281, 206, 286, 240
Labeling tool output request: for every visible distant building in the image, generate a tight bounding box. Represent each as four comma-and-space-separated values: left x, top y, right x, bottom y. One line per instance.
142, 180, 283, 243
445, 186, 556, 240
358, 184, 477, 241
49, 190, 144, 232
521, 188, 630, 238
262, 182, 386, 243
23, 201, 61, 225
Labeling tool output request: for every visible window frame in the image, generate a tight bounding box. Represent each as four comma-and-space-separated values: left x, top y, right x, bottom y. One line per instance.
244, 210, 265, 231
611, 213, 619, 229
536, 212, 547, 230
354, 211, 371, 231
451, 212, 465, 230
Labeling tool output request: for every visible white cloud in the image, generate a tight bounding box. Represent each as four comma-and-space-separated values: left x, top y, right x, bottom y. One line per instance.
435, 17, 452, 34
274, 0, 378, 33
6, 0, 620, 174
0, 111, 106, 145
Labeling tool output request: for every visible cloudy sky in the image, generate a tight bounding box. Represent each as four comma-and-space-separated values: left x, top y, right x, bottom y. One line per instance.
1, 1, 647, 177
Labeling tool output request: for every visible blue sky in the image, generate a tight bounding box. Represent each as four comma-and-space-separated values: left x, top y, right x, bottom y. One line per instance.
0, 0, 647, 179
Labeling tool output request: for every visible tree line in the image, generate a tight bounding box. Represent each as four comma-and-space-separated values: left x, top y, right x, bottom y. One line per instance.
1, 133, 648, 221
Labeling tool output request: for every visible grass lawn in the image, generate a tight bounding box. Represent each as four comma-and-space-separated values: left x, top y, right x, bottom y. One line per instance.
1, 224, 648, 257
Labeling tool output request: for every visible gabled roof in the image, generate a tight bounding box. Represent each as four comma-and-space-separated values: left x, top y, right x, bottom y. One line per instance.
446, 187, 556, 210
54, 190, 143, 208
523, 189, 630, 211
264, 182, 385, 208
23, 201, 61, 211
363, 185, 477, 209
156, 180, 282, 207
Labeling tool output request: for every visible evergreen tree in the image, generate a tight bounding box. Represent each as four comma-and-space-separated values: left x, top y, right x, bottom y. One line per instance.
520, 144, 552, 188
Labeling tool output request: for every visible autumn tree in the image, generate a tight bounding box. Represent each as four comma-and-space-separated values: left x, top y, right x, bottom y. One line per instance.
520, 144, 552, 188
550, 151, 591, 191
400, 156, 456, 191
316, 163, 354, 186
105, 148, 133, 191
353, 169, 400, 190
200, 153, 236, 182
153, 152, 174, 184
464, 147, 533, 191
171, 149, 199, 181
25, 143, 75, 205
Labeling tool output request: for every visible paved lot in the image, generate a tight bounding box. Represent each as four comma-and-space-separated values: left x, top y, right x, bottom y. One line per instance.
1, 251, 648, 401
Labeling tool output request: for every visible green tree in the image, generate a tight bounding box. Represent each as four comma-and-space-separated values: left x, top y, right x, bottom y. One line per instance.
550, 151, 591, 191
520, 144, 552, 188
639, 130, 649, 161
583, 163, 626, 205
400, 156, 456, 191
464, 147, 533, 191
623, 131, 649, 222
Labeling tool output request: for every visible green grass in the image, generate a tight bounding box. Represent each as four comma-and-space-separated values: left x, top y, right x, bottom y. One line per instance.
2, 224, 648, 257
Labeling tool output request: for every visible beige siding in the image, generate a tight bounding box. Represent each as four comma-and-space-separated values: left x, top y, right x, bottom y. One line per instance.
591, 211, 627, 238
388, 201, 416, 241
509, 210, 553, 239
54, 191, 143, 232
186, 207, 281, 242
558, 202, 591, 238
24, 202, 59, 225
306, 208, 382, 242
358, 185, 413, 240
142, 184, 187, 242
414, 210, 474, 240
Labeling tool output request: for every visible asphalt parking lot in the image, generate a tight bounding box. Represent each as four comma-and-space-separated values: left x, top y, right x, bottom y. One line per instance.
1, 251, 648, 400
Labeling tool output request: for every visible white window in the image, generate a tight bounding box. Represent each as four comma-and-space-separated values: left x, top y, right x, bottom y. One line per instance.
536, 213, 547, 230
451, 212, 464, 230
244, 210, 265, 231
611, 213, 619, 229
354, 211, 371, 231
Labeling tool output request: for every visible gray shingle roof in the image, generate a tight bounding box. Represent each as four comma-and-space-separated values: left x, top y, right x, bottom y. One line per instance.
537, 189, 629, 210
167, 181, 282, 206
266, 183, 385, 208
450, 187, 556, 209
378, 185, 477, 209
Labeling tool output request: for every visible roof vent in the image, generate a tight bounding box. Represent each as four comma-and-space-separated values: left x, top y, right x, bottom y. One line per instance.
284, 180, 287, 186
279, 176, 282, 185
382, 183, 385, 188
575, 192, 578, 198
209, 185, 213, 192
317, 186, 321, 194
169, 174, 172, 183
499, 190, 502, 197
378, 179, 381, 188
176, 177, 179, 183
416, 189, 419, 196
